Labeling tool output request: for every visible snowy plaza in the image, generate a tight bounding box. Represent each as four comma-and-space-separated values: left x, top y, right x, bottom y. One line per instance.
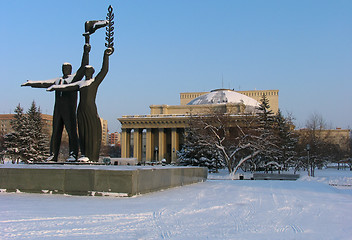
1, 168, 352, 240
1, 1, 351, 239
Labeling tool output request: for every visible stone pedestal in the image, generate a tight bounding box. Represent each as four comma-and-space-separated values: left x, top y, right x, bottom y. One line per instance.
0, 165, 208, 196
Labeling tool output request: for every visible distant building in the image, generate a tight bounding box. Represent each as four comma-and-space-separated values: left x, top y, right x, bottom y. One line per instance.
100, 118, 108, 146
0, 114, 53, 136
296, 128, 351, 154
119, 89, 279, 163
108, 131, 121, 146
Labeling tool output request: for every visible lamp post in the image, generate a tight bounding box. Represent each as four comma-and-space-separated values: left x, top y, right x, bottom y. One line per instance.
172, 147, 175, 164
155, 146, 159, 163
306, 144, 310, 176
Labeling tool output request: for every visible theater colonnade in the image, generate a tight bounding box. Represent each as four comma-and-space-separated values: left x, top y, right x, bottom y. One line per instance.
119, 115, 187, 164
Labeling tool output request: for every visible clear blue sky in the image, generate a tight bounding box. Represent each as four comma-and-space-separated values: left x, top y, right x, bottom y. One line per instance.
1, 0, 351, 132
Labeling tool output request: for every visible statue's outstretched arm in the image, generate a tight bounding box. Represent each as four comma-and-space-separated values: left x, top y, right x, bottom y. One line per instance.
21, 78, 59, 88
47, 81, 80, 92
47, 78, 95, 92
93, 48, 113, 86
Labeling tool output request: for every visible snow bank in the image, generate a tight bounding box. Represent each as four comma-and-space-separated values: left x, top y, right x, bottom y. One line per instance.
298, 168, 352, 187
1, 169, 352, 239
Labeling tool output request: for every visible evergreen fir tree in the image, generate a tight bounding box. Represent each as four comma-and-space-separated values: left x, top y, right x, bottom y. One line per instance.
4, 102, 49, 163
11, 104, 26, 133
256, 94, 280, 170
275, 110, 298, 171
0, 131, 4, 152
257, 94, 274, 128
178, 129, 224, 171
24, 101, 50, 162
4, 104, 25, 162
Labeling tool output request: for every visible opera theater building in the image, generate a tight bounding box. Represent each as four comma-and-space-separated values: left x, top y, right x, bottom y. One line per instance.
118, 89, 279, 164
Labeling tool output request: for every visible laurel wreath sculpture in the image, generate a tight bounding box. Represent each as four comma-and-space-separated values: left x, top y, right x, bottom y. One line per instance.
105, 5, 115, 52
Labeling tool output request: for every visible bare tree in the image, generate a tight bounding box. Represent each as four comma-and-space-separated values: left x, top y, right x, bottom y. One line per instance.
297, 113, 341, 176
181, 96, 298, 176
183, 110, 262, 175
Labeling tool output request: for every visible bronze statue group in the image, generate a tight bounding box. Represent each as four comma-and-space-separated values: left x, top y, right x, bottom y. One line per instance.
22, 17, 114, 162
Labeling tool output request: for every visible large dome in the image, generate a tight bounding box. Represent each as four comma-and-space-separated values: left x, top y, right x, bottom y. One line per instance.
187, 89, 260, 108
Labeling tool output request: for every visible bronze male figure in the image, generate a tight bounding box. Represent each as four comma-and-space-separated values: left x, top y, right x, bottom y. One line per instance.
22, 44, 91, 161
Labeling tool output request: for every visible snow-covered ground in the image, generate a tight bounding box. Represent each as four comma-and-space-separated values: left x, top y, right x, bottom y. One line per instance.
1, 168, 352, 239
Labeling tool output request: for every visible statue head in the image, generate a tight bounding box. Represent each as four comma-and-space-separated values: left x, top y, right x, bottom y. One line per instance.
62, 63, 72, 77
85, 65, 95, 79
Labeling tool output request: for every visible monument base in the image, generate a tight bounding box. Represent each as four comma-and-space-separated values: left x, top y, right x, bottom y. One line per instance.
0, 165, 208, 196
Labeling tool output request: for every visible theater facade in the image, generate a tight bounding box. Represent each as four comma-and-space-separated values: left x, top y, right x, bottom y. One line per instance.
118, 89, 279, 164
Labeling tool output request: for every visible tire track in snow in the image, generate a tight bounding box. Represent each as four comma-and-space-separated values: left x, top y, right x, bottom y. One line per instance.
269, 183, 304, 234
220, 191, 258, 234
290, 224, 304, 233
152, 208, 172, 239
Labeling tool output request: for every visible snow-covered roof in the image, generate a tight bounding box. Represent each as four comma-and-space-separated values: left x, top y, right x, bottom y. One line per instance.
187, 89, 260, 107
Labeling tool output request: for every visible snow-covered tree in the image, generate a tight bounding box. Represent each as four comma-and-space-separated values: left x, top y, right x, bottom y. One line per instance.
244, 96, 298, 174
255, 94, 281, 171
181, 111, 261, 175
0, 129, 5, 152
180, 95, 301, 175
24, 101, 50, 162
257, 94, 274, 127
274, 110, 298, 172
4, 102, 49, 163
178, 129, 224, 171
4, 104, 25, 162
